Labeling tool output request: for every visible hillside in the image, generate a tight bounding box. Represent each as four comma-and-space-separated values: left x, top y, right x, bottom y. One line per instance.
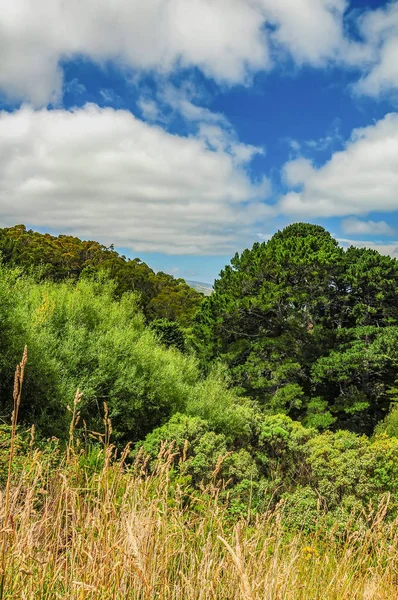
185, 280, 213, 296
2, 428, 397, 599
2, 2, 397, 596
1, 223, 398, 598
0, 225, 203, 327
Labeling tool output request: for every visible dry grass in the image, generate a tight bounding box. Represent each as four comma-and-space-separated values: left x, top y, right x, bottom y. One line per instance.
1, 444, 398, 600
0, 355, 398, 599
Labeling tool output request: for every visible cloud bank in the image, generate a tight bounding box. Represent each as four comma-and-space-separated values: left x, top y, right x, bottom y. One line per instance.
0, 105, 269, 254
1, 0, 397, 106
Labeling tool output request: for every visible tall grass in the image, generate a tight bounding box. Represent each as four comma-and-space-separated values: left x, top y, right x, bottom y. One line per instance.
0, 346, 27, 599
0, 355, 397, 599
2, 443, 398, 599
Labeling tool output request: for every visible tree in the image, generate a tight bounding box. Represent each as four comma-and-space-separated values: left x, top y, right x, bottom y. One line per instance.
0, 268, 208, 442
149, 318, 187, 352
0, 225, 203, 326
193, 223, 398, 432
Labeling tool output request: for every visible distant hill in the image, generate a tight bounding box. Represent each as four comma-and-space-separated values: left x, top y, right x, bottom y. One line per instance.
0, 225, 204, 326
185, 280, 213, 296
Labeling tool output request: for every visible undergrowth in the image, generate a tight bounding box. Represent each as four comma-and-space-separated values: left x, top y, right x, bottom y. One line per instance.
0, 353, 397, 599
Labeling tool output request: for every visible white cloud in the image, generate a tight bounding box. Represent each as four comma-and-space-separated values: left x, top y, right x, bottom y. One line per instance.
3, 0, 398, 105
0, 104, 270, 254
337, 238, 398, 258
354, 3, 398, 97
99, 89, 123, 106
261, 0, 350, 66
355, 37, 398, 97
137, 80, 229, 128
159, 82, 228, 126
283, 125, 343, 156
0, 0, 369, 106
283, 157, 314, 187
64, 79, 86, 96
287, 139, 301, 152
341, 217, 394, 236
305, 128, 343, 152
137, 98, 162, 122
279, 112, 398, 218
137, 81, 265, 167
0, 0, 269, 105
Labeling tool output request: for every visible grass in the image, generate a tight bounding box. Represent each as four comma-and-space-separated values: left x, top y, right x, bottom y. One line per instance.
0, 355, 398, 599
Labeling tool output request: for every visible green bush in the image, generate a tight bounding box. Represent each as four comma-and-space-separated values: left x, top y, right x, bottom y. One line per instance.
374, 403, 398, 438
149, 318, 187, 352
281, 487, 320, 533
139, 411, 398, 524
0, 268, 225, 443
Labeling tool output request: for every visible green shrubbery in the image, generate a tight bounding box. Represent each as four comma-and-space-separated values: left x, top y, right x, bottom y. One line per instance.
0, 267, 210, 441
2, 223, 398, 533
139, 410, 398, 526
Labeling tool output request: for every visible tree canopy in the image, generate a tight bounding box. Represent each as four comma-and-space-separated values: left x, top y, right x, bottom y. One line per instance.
2, 223, 398, 528
194, 223, 398, 432
0, 225, 203, 327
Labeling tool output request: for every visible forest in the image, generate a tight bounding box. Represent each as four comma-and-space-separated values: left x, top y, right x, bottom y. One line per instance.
1, 222, 398, 598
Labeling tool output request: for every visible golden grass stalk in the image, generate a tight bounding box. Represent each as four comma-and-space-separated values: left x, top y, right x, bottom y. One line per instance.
0, 346, 27, 600
0, 355, 397, 598
0, 438, 396, 599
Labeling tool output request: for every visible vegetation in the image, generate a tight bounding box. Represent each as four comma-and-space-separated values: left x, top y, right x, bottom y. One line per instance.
0, 267, 225, 443
0, 224, 203, 327
194, 223, 398, 433
1, 431, 398, 599
1, 222, 398, 597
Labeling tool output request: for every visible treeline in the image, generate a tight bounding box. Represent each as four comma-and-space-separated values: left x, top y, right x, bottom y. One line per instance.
0, 225, 203, 326
2, 222, 398, 526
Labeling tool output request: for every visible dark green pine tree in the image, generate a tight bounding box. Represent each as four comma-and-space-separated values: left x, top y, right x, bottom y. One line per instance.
193, 223, 398, 433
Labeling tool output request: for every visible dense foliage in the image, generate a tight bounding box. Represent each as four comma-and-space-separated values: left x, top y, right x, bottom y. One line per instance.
0, 224, 203, 327
2, 222, 398, 528
0, 268, 226, 441
194, 223, 398, 433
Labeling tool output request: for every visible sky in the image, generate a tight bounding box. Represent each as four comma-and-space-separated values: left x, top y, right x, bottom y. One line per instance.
1, 1, 398, 283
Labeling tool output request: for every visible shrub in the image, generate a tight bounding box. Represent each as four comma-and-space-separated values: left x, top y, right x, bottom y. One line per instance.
0, 268, 224, 442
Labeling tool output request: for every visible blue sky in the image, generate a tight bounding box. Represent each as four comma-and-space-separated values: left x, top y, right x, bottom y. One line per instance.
1, 1, 398, 283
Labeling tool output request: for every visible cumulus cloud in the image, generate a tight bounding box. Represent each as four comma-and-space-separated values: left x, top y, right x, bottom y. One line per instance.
0, 0, 367, 106
283, 157, 315, 187
354, 2, 398, 97
279, 112, 398, 218
3, 0, 398, 105
0, 0, 269, 105
261, 0, 350, 66
341, 217, 394, 236
0, 105, 270, 254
